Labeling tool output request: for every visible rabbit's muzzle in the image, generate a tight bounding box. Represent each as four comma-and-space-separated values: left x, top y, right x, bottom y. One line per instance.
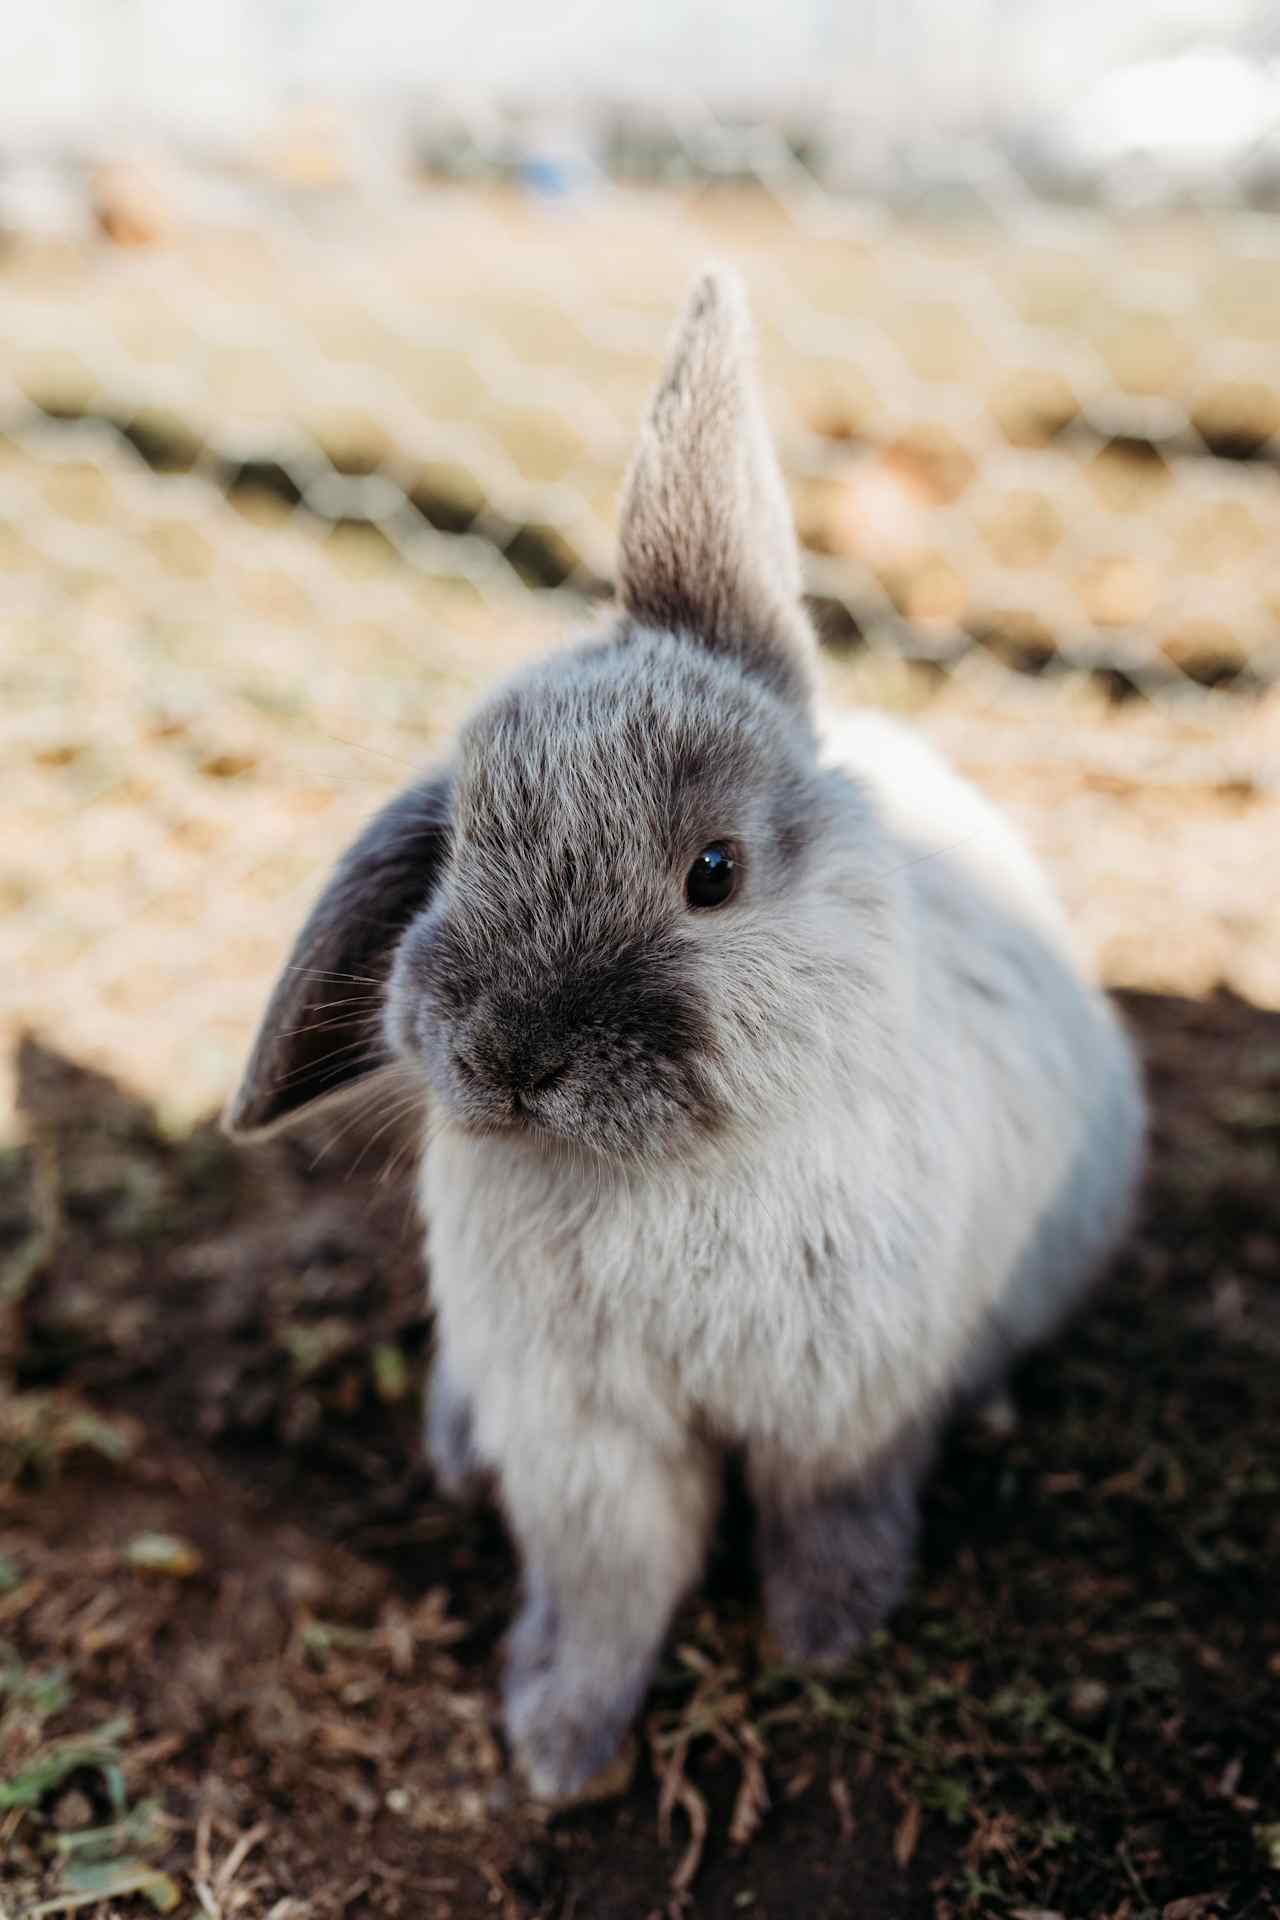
408, 939, 726, 1151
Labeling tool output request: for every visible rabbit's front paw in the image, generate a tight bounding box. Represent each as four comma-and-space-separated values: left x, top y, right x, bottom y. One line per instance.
504, 1643, 637, 1803
498, 1429, 716, 1800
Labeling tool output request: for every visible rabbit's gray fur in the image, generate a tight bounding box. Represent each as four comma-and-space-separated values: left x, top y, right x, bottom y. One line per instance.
227, 268, 1145, 1801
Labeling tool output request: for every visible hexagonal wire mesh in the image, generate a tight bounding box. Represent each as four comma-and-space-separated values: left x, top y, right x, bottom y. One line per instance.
5, 66, 1280, 1126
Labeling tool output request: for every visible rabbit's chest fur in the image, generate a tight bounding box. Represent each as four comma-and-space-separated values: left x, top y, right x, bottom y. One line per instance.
426, 1113, 950, 1467
427, 1105, 932, 1436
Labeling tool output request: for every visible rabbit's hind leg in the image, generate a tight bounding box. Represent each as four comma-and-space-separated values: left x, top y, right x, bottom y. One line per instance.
750, 1424, 934, 1670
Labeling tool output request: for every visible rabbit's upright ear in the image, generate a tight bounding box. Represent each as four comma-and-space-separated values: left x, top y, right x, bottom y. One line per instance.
223, 771, 452, 1138
617, 267, 815, 703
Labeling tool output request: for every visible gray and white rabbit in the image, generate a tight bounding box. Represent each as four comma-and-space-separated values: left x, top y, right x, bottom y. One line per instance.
227, 269, 1145, 1802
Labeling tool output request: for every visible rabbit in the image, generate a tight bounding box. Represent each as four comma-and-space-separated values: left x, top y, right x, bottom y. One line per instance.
225, 267, 1146, 1804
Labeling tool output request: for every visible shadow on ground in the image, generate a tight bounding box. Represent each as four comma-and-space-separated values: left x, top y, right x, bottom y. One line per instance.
1, 989, 1278, 1919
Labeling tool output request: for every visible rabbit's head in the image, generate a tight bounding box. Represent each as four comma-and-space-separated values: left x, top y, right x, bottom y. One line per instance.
227, 271, 880, 1160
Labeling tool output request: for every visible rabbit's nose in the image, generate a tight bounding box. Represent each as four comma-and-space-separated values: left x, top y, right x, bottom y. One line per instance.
506, 1036, 571, 1099
455, 1012, 569, 1101
521, 1053, 569, 1094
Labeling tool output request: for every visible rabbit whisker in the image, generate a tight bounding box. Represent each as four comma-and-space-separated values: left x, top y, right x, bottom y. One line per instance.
276, 1033, 389, 1088
275, 1007, 382, 1042
286, 965, 384, 987
306, 1072, 419, 1169
876, 829, 985, 884
345, 1090, 430, 1179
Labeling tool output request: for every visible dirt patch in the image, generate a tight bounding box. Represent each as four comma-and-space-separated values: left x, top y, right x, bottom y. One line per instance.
1, 988, 1278, 1918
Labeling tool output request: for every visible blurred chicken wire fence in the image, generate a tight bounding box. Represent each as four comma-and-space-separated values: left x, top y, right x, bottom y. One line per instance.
6, 76, 1280, 1126
11, 106, 1280, 696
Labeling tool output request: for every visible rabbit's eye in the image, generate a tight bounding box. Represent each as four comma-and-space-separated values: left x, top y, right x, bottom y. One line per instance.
686, 843, 736, 909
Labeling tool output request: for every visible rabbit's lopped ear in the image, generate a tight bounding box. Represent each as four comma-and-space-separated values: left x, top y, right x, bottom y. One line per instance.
223, 771, 452, 1138
617, 266, 815, 703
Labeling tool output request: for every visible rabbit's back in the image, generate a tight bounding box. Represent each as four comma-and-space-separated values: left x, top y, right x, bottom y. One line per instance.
820, 708, 1075, 958
828, 711, 1144, 1390
903, 826, 1144, 1393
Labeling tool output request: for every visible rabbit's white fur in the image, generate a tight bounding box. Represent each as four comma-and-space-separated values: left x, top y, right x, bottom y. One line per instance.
228, 268, 1145, 1802
426, 708, 1090, 1492
422, 689, 1140, 1795
818, 709, 1075, 957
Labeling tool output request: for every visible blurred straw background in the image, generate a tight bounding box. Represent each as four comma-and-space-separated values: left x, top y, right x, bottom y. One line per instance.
4, 1, 1280, 1130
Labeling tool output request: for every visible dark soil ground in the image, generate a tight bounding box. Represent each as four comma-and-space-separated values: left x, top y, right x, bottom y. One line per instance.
1, 989, 1278, 1920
